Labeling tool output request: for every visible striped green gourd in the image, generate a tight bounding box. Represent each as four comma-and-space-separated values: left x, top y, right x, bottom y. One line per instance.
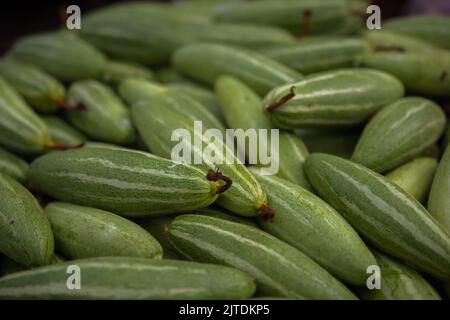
352, 97, 446, 173
359, 251, 441, 300
168, 214, 357, 300
264, 69, 404, 129
362, 30, 441, 53
194, 207, 258, 229
101, 60, 154, 86
384, 15, 450, 50
155, 67, 193, 84
249, 169, 376, 285
0, 59, 65, 113
263, 37, 369, 74
304, 153, 450, 281
27, 146, 227, 217
0, 173, 54, 267
10, 32, 107, 81
361, 49, 450, 98
41, 116, 86, 146
385, 157, 438, 203
121, 83, 224, 131
0, 76, 50, 154
428, 145, 450, 234
213, 0, 350, 35
296, 128, 361, 159
173, 43, 302, 96
0, 257, 256, 300
131, 98, 269, 217
66, 80, 135, 145
0, 147, 28, 183
45, 202, 163, 260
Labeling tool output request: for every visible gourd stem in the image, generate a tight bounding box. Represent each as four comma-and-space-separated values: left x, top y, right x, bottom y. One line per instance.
266, 86, 296, 112
206, 169, 233, 194
259, 204, 276, 222
54, 99, 86, 111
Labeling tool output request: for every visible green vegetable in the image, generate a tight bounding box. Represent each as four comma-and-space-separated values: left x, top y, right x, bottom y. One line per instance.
352, 97, 446, 173
45, 202, 163, 259
0, 147, 28, 183
27, 146, 225, 217
0, 257, 256, 300
249, 169, 376, 285
264, 69, 404, 129
385, 157, 438, 203
0, 173, 54, 267
41, 116, 86, 146
66, 80, 135, 145
173, 43, 302, 95
305, 153, 450, 281
10, 32, 107, 81
169, 214, 357, 299
101, 60, 154, 86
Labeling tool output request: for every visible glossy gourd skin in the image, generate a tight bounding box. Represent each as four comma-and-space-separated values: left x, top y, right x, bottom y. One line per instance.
249, 169, 376, 285
27, 146, 223, 217
0, 77, 50, 154
0, 257, 256, 300
169, 215, 357, 300
305, 153, 450, 281
10, 32, 107, 82
45, 202, 163, 260
428, 146, 450, 235
101, 60, 154, 86
173, 43, 302, 96
359, 251, 441, 300
385, 157, 438, 203
352, 97, 446, 173
264, 69, 404, 129
0, 173, 54, 268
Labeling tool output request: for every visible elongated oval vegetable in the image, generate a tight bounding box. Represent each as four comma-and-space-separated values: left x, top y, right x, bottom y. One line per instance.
214, 0, 350, 35
428, 145, 450, 234
173, 43, 302, 95
45, 202, 163, 260
10, 32, 107, 81
362, 30, 440, 53
0, 147, 28, 183
27, 146, 226, 217
304, 153, 450, 280
101, 60, 154, 86
194, 207, 258, 229
168, 215, 357, 300
42, 116, 86, 146
385, 157, 438, 203
249, 169, 376, 285
359, 251, 441, 300
0, 173, 54, 267
264, 69, 404, 129
118, 78, 166, 106
0, 257, 256, 300
126, 87, 225, 131
155, 67, 193, 84
384, 15, 450, 50
352, 97, 446, 173
66, 80, 135, 145
131, 98, 269, 217
263, 37, 368, 74
0, 59, 65, 113
0, 77, 50, 154
361, 50, 450, 98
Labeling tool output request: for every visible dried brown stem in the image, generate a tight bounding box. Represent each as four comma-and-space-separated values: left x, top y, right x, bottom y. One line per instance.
206, 169, 233, 194
266, 86, 296, 112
